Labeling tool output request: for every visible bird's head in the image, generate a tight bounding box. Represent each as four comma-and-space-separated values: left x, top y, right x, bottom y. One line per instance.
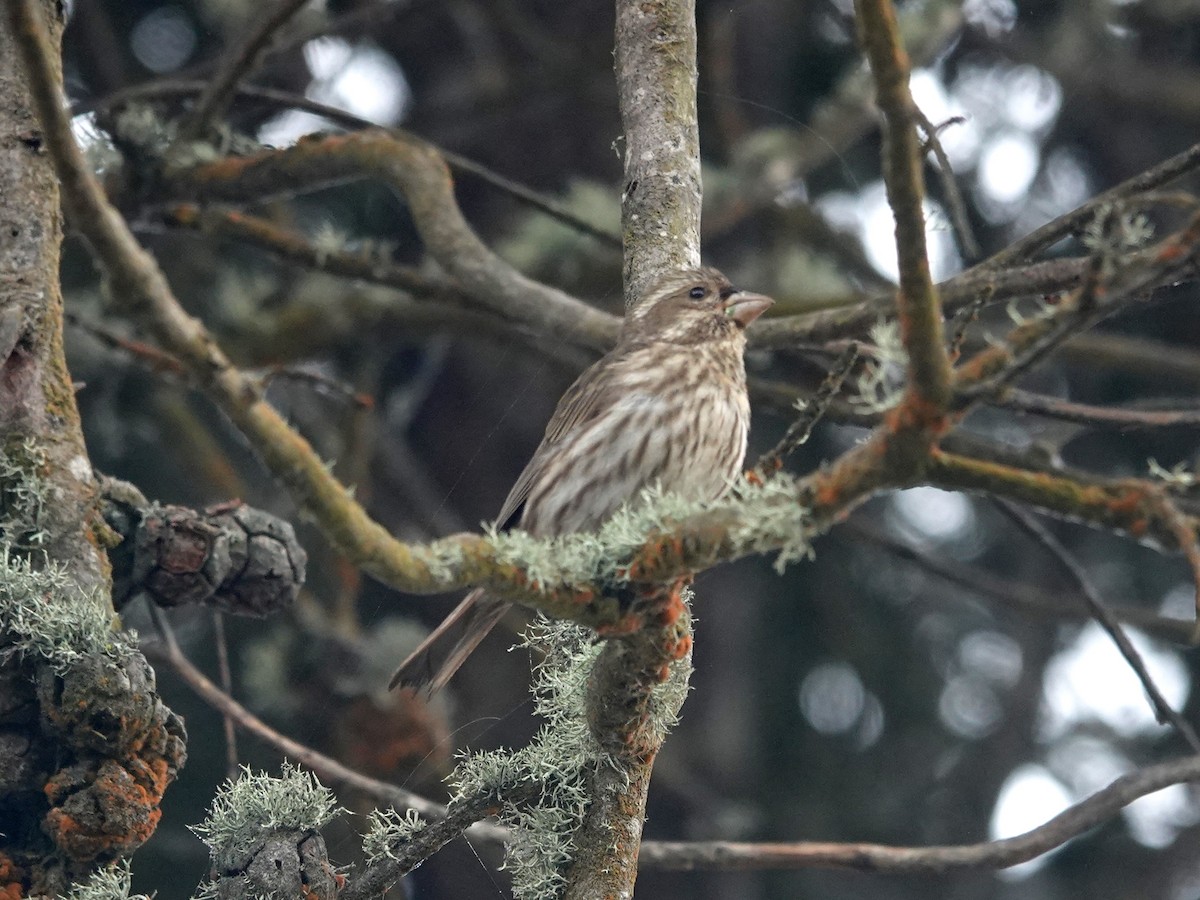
623, 266, 774, 346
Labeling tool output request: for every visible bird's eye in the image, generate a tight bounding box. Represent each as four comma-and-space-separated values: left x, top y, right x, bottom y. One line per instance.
688, 286, 706, 299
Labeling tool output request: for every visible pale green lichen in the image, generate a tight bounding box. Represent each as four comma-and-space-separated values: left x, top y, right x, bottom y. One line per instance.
849, 319, 906, 413
1149, 458, 1197, 488
1, 436, 52, 549
0, 546, 131, 673
191, 762, 343, 861
425, 537, 467, 584
489, 474, 812, 588
310, 221, 352, 266
1082, 206, 1154, 255
53, 862, 149, 900
362, 807, 427, 865
725, 476, 814, 573
447, 621, 602, 900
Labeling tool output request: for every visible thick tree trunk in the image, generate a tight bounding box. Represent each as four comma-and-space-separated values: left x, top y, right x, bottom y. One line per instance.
0, 3, 185, 893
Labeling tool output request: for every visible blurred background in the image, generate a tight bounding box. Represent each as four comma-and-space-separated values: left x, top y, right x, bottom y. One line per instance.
50, 0, 1200, 897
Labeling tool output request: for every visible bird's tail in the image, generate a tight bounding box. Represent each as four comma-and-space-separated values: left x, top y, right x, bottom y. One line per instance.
388, 589, 511, 694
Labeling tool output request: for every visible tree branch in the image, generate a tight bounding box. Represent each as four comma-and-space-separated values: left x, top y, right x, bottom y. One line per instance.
638, 754, 1200, 871
176, 0, 310, 141
855, 0, 952, 413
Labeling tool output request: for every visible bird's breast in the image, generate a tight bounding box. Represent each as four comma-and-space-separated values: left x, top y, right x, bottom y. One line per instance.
519, 343, 750, 537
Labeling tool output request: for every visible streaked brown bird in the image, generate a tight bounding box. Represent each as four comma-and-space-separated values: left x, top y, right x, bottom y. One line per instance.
390, 267, 773, 693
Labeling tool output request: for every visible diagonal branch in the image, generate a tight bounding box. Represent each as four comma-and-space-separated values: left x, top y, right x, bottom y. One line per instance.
83, 79, 624, 248
160, 131, 620, 351
638, 753, 1200, 872
995, 500, 1200, 753
177, 0, 311, 141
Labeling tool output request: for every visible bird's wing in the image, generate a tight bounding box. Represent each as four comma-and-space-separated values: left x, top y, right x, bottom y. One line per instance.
493, 353, 621, 529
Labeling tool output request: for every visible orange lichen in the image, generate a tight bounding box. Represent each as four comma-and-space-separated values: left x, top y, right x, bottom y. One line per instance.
0, 853, 23, 900
44, 757, 170, 863
595, 612, 643, 637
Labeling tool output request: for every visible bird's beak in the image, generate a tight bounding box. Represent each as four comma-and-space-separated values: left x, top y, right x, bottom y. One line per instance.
725, 292, 774, 328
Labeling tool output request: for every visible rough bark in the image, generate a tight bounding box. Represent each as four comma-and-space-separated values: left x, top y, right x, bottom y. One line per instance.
0, 3, 185, 892
614, 0, 702, 304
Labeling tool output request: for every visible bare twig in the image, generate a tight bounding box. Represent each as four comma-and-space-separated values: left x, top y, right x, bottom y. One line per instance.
995, 500, 1200, 753
993, 389, 1200, 431
142, 612, 505, 838
261, 365, 374, 409
946, 294, 987, 364
845, 520, 1197, 644
177, 0, 312, 141
757, 342, 859, 474
638, 754, 1200, 871
1145, 490, 1200, 633
752, 257, 1090, 349
1062, 331, 1200, 387
211, 610, 240, 779
340, 782, 539, 900
65, 311, 186, 376
984, 140, 1200, 270
161, 132, 620, 351
87, 79, 623, 248
926, 449, 1194, 553
914, 108, 980, 260
955, 211, 1200, 400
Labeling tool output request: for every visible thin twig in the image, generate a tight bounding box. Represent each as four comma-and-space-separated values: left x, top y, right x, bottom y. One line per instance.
141, 612, 505, 838
993, 389, 1200, 431
85, 80, 624, 248
757, 342, 859, 475
210, 610, 240, 779
914, 108, 980, 260
845, 520, 1197, 644
1145, 490, 1200, 635
340, 782, 539, 900
955, 258, 1107, 400
994, 499, 1200, 753
261, 365, 374, 409
65, 311, 186, 376
177, 0, 311, 142
946, 294, 987, 364
927, 448, 1197, 552
984, 141, 1200, 269
638, 754, 1200, 871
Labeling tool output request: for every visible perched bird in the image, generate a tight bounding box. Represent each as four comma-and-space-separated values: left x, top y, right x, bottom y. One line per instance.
390, 267, 772, 693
